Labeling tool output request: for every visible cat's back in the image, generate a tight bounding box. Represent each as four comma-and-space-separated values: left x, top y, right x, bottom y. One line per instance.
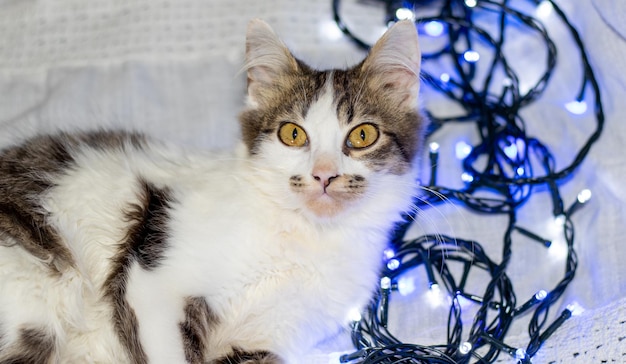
0, 129, 246, 274
0, 131, 146, 267
0, 130, 241, 363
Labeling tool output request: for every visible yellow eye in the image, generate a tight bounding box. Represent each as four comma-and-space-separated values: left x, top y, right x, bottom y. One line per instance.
346, 123, 379, 149
278, 122, 308, 147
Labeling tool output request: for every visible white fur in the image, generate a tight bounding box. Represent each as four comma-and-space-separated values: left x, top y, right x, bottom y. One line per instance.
0, 94, 418, 363
0, 20, 422, 364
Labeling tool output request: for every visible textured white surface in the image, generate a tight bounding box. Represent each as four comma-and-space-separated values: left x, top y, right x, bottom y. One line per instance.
0, 0, 624, 362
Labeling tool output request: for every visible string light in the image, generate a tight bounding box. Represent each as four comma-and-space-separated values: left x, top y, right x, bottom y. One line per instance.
396, 276, 416, 296
514, 225, 552, 248
429, 141, 440, 153
502, 143, 518, 160
553, 213, 566, 229
577, 189, 592, 204
536, 0, 554, 19
379, 277, 392, 326
460, 171, 474, 183
395, 7, 415, 21
567, 188, 592, 217
429, 142, 440, 186
566, 301, 585, 316
565, 100, 588, 115
332, 0, 603, 362
514, 289, 548, 316
386, 258, 400, 271
455, 141, 473, 160
459, 341, 473, 355
382, 247, 395, 260
426, 283, 448, 308
424, 21, 445, 37
462, 50, 480, 63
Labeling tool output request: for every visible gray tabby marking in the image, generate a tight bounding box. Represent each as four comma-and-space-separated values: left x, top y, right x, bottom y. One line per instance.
0, 131, 148, 273
239, 62, 328, 155
0, 326, 55, 363
180, 296, 220, 363
213, 348, 284, 364
104, 179, 174, 364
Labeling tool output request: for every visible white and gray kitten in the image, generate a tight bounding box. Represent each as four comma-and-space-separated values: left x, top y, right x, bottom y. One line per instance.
0, 19, 425, 363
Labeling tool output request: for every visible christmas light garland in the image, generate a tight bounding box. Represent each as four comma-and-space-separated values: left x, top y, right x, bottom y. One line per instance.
332, 0, 604, 363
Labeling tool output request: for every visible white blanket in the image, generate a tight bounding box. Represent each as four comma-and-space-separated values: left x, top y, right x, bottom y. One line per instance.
0, 0, 624, 362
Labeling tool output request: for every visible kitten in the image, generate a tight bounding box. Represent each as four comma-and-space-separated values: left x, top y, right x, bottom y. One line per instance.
0, 19, 425, 364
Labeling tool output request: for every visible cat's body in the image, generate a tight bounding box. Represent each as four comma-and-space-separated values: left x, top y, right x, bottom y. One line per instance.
0, 20, 425, 363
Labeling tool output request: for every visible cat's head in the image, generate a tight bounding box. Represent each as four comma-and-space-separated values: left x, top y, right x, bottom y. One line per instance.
239, 19, 426, 223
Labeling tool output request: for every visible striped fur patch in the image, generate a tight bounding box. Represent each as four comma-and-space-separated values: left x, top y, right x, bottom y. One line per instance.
104, 180, 174, 364
0, 130, 148, 273
0, 327, 56, 363
213, 348, 284, 364
180, 296, 220, 363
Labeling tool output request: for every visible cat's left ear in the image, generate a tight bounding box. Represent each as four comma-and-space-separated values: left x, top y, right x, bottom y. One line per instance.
361, 20, 421, 109
244, 19, 299, 107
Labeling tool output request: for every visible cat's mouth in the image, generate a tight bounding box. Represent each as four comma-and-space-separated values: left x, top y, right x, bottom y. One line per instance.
305, 192, 345, 218
289, 173, 366, 218
303, 185, 362, 218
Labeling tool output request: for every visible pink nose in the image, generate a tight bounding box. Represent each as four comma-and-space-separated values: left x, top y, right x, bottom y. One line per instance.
312, 159, 339, 189
312, 171, 338, 188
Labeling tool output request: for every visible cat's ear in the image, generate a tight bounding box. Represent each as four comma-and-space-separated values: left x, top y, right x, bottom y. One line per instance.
244, 19, 299, 107
361, 20, 421, 109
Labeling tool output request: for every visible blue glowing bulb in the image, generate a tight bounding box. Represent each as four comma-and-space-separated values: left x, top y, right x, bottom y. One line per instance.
463, 50, 480, 63
424, 21, 444, 37
459, 341, 473, 354
577, 189, 592, 204
535, 290, 548, 301
397, 276, 415, 296
566, 302, 585, 316
380, 276, 392, 290
464, 0, 477, 8
426, 283, 446, 307
514, 348, 528, 361
536, 0, 554, 19
455, 141, 472, 159
461, 172, 474, 183
429, 142, 440, 153
440, 73, 451, 83
383, 248, 395, 260
387, 258, 400, 271
553, 214, 566, 228
516, 166, 525, 176
565, 100, 587, 115
395, 8, 415, 21
503, 143, 518, 159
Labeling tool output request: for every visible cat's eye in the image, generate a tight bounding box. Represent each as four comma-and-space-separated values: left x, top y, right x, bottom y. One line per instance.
278, 122, 308, 147
346, 123, 379, 149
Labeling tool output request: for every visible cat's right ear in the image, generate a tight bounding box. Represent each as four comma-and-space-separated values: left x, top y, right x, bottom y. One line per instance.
243, 19, 299, 108
361, 20, 421, 110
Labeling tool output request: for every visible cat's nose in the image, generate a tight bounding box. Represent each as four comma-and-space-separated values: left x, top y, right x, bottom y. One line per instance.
312, 157, 339, 189
313, 172, 339, 189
